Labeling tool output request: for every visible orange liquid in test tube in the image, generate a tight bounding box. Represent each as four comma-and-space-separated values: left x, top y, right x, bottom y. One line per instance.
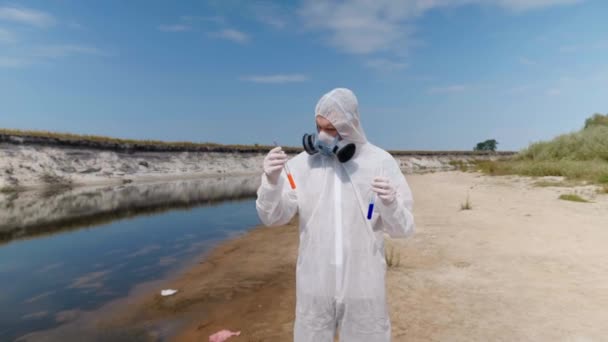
274, 141, 296, 190
285, 165, 296, 190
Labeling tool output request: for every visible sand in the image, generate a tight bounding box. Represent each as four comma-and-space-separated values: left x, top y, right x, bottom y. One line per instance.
20, 171, 608, 341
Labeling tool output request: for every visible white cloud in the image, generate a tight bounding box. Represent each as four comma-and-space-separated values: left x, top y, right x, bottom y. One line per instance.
158, 24, 191, 32
0, 6, 55, 28
209, 29, 249, 44
31, 45, 111, 58
366, 58, 407, 71
240, 74, 309, 84
298, 0, 584, 56
0, 27, 16, 43
428, 84, 468, 94
0, 6, 112, 68
298, 1, 415, 55
546, 88, 562, 96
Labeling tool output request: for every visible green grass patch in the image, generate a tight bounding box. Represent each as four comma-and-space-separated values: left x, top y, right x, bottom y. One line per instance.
533, 180, 564, 188
533, 179, 585, 187
558, 194, 589, 203
474, 114, 608, 185
516, 124, 608, 162
597, 174, 608, 184
473, 159, 516, 176
449, 160, 470, 172
533, 180, 564, 187
585, 113, 608, 129
474, 159, 608, 184
0, 186, 24, 194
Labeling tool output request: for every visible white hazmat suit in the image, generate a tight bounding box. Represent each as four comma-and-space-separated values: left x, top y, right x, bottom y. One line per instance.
256, 88, 415, 341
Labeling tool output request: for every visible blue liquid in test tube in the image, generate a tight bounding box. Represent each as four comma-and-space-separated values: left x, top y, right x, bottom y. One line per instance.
367, 193, 376, 220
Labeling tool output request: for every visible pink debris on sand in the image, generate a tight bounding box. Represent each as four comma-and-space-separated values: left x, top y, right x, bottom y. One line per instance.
209, 329, 241, 342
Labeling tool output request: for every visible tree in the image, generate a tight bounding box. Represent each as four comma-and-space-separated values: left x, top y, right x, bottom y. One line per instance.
474, 139, 498, 152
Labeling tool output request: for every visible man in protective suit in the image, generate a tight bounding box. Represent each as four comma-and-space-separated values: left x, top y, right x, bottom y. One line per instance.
256, 88, 415, 342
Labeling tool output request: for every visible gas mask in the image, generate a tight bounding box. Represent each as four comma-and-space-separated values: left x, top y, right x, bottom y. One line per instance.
302, 130, 356, 163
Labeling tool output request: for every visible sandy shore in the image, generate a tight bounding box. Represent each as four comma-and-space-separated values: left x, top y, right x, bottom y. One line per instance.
21, 171, 608, 341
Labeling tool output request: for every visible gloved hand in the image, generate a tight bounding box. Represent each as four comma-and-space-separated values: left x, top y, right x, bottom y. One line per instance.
263, 146, 288, 185
371, 176, 397, 205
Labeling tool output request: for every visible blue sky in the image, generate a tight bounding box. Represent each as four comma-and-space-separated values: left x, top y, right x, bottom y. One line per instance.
0, 0, 606, 151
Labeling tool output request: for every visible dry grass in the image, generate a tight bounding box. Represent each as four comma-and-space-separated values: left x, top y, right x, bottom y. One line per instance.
460, 194, 473, 210
533, 180, 565, 187
517, 124, 608, 162
0, 186, 22, 194
385, 245, 401, 268
1, 127, 521, 156
0, 127, 279, 152
449, 160, 470, 172
533, 179, 583, 188
558, 194, 590, 203
475, 115, 608, 185
475, 159, 608, 185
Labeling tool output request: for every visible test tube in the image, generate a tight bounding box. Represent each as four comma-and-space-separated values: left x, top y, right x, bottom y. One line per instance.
367, 192, 376, 220
273, 141, 296, 190
368, 168, 382, 220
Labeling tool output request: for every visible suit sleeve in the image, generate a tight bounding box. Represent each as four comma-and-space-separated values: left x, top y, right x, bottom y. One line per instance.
255, 168, 298, 227
376, 157, 415, 238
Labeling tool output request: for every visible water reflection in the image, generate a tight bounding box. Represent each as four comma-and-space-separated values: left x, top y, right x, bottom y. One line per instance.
0, 175, 261, 244
0, 175, 263, 341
